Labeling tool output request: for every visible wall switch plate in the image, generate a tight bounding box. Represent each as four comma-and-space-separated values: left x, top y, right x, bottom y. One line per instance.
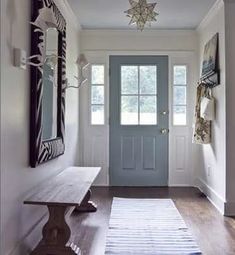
14, 48, 27, 70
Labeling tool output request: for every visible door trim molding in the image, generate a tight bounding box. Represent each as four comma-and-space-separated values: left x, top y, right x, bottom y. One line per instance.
79, 50, 197, 186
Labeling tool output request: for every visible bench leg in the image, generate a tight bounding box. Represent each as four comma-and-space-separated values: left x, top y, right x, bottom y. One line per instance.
31, 205, 81, 255
75, 189, 97, 213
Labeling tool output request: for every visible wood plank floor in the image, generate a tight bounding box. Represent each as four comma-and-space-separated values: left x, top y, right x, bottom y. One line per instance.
69, 187, 235, 255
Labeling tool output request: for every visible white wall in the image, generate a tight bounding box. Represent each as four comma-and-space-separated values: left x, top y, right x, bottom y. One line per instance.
80, 30, 198, 187
195, 0, 226, 213
0, 1, 80, 254
224, 0, 235, 215
81, 30, 198, 52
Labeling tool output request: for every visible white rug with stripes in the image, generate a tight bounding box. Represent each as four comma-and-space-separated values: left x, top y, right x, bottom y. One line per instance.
105, 198, 202, 255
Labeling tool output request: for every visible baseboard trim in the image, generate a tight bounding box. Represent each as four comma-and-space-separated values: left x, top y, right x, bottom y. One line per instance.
7, 213, 47, 255
92, 183, 109, 187
168, 184, 192, 187
195, 178, 225, 215
7, 207, 77, 255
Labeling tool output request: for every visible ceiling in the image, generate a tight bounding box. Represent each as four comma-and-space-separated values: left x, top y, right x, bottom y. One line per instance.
67, 0, 217, 30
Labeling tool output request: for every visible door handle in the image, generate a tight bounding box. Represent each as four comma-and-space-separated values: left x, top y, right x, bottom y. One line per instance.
160, 128, 169, 135
161, 111, 169, 115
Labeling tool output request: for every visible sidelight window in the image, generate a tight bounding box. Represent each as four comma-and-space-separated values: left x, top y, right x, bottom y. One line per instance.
173, 65, 187, 126
91, 65, 105, 125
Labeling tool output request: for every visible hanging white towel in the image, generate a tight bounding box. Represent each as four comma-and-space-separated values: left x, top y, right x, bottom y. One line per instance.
200, 95, 215, 121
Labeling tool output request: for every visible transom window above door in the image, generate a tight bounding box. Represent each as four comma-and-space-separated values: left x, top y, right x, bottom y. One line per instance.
121, 65, 157, 125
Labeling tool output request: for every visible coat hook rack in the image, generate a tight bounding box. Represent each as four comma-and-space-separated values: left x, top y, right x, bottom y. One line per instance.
199, 70, 220, 88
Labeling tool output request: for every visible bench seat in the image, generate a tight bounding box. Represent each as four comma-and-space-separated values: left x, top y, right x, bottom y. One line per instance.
24, 167, 101, 255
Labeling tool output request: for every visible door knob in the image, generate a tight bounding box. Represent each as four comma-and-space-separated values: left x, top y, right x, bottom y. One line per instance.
160, 128, 169, 135
161, 111, 168, 115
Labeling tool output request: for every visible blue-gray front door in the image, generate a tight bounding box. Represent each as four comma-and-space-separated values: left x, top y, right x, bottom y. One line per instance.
109, 56, 169, 186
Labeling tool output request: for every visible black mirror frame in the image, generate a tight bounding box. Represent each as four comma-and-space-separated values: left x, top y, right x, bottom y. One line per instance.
30, 0, 67, 168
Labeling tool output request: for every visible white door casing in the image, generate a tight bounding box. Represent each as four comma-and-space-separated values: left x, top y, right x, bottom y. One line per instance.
79, 51, 197, 186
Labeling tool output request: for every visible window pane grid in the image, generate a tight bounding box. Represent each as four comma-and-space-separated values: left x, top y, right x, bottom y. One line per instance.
91, 86, 104, 104
173, 85, 187, 106
121, 65, 157, 125
173, 65, 187, 126
173, 84, 187, 87
91, 64, 105, 125
121, 93, 157, 96
138, 67, 140, 124
173, 65, 187, 85
91, 65, 105, 84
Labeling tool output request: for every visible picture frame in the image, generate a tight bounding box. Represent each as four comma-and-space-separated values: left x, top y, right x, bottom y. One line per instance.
200, 33, 220, 87
30, 0, 67, 167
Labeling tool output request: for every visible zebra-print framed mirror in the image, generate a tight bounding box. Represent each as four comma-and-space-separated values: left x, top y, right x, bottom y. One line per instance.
30, 0, 66, 167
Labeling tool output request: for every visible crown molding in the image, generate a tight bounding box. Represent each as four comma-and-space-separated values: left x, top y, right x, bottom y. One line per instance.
81, 29, 196, 37
197, 0, 224, 32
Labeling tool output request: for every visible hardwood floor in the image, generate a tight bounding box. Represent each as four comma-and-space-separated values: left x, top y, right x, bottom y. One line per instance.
70, 187, 235, 255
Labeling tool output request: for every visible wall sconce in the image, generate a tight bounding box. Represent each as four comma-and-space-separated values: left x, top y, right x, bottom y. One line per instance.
13, 5, 59, 70
13, 4, 88, 90
14, 48, 64, 70
14, 48, 89, 90
66, 54, 89, 89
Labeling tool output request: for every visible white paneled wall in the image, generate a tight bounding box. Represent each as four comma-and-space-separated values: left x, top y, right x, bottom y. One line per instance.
169, 55, 197, 186
79, 53, 109, 185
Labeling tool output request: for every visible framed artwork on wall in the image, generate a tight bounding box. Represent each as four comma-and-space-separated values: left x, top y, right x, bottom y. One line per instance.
200, 33, 220, 87
202, 33, 218, 76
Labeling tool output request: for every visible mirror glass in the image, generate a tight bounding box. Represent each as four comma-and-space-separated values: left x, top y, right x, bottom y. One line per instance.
42, 28, 59, 141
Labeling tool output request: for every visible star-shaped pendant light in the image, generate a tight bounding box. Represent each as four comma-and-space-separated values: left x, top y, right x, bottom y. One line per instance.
125, 0, 158, 31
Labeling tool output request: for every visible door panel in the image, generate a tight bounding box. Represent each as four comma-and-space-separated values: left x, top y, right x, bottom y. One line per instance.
143, 136, 156, 170
110, 56, 169, 186
121, 136, 135, 169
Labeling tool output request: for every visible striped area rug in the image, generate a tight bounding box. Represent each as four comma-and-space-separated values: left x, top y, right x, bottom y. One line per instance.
105, 198, 201, 255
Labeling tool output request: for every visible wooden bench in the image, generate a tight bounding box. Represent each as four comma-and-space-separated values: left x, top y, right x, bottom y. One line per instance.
24, 167, 101, 255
